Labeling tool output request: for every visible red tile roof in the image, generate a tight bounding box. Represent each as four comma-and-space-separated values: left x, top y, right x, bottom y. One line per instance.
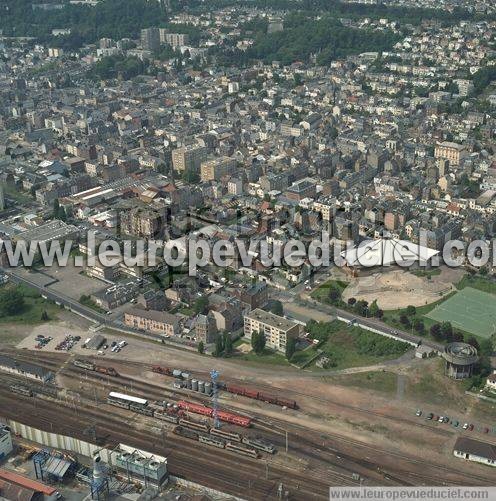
0, 469, 57, 496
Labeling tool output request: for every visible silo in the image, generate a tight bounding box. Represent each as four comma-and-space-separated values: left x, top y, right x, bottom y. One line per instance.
205, 382, 212, 395
198, 381, 205, 393
191, 379, 198, 391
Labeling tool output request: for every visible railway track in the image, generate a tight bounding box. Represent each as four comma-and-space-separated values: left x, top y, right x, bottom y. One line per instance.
0, 386, 329, 500
3, 349, 494, 489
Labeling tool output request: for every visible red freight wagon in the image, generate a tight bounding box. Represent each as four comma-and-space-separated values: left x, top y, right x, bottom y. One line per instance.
244, 389, 259, 399
216, 410, 252, 428
226, 385, 246, 395
152, 365, 173, 375
177, 400, 213, 417
276, 398, 298, 409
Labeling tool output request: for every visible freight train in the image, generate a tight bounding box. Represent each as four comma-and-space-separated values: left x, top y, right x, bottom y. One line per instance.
177, 400, 252, 428
73, 359, 119, 377
225, 384, 298, 409
151, 365, 298, 410
173, 426, 259, 459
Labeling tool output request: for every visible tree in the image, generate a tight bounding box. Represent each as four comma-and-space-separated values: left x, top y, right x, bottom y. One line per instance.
53, 199, 60, 218
251, 329, 266, 354
467, 336, 480, 351
440, 322, 453, 339
214, 335, 225, 357
0, 288, 24, 316
347, 297, 356, 306
198, 341, 205, 355
267, 299, 283, 316
430, 323, 443, 341
285, 336, 297, 361
328, 286, 341, 304
414, 319, 425, 334
224, 333, 233, 356
194, 296, 208, 314
354, 300, 368, 316
399, 314, 411, 328
182, 168, 200, 184
40, 310, 49, 321
406, 305, 416, 317
369, 300, 379, 318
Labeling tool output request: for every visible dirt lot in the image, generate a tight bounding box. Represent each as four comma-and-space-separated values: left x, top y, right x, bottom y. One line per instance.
342, 266, 465, 310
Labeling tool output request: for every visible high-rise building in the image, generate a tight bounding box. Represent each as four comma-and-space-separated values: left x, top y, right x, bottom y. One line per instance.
172, 144, 207, 173
141, 28, 160, 52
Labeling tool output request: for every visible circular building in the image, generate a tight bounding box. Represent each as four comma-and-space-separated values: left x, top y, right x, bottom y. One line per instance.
443, 342, 478, 380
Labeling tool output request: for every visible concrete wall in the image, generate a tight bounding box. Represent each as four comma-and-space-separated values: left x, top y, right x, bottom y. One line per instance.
6, 420, 167, 467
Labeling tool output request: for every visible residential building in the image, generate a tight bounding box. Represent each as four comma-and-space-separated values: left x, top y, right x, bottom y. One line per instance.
172, 144, 207, 173
141, 28, 160, 52
243, 308, 299, 352
124, 307, 180, 337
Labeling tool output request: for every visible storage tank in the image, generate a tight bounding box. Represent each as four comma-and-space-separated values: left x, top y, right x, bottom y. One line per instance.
198, 381, 205, 393
191, 379, 198, 391
186, 379, 192, 389
205, 382, 212, 395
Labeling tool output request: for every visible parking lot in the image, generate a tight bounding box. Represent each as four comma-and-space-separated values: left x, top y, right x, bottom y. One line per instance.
16, 323, 129, 359
415, 408, 496, 437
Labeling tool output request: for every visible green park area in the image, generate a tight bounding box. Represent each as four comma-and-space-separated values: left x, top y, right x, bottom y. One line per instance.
301, 320, 410, 370
0, 283, 59, 325
426, 287, 496, 338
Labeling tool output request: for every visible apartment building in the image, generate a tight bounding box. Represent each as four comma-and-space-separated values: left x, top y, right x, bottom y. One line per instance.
124, 307, 180, 337
434, 141, 468, 167
200, 156, 236, 181
243, 308, 299, 352
172, 144, 207, 172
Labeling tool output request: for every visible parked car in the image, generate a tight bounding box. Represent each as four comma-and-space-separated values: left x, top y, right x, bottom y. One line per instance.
415, 409, 422, 417
462, 423, 469, 430
426, 413, 434, 420
438, 416, 444, 423
443, 416, 449, 423
452, 420, 459, 427
468, 424, 474, 431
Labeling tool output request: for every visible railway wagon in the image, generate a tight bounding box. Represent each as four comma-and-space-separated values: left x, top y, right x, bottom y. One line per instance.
10, 384, 33, 397
177, 400, 252, 428
177, 400, 212, 417
216, 410, 252, 428
242, 437, 276, 454
199, 434, 225, 449
226, 442, 259, 459
151, 365, 174, 376
155, 412, 179, 424
179, 418, 209, 432
95, 366, 119, 377
209, 428, 242, 442
173, 425, 199, 441
107, 392, 148, 409
74, 359, 119, 377
130, 403, 155, 416
225, 384, 298, 410
73, 359, 95, 370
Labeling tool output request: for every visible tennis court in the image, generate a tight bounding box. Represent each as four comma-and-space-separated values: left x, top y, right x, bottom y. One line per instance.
425, 287, 496, 338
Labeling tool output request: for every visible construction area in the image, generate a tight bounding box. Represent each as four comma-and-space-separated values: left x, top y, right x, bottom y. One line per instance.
341, 267, 464, 310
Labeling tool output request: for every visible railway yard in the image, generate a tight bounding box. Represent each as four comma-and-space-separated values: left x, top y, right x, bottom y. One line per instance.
1, 346, 496, 500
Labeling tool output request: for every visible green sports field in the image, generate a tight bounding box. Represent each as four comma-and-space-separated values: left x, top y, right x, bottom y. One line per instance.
425, 287, 496, 338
